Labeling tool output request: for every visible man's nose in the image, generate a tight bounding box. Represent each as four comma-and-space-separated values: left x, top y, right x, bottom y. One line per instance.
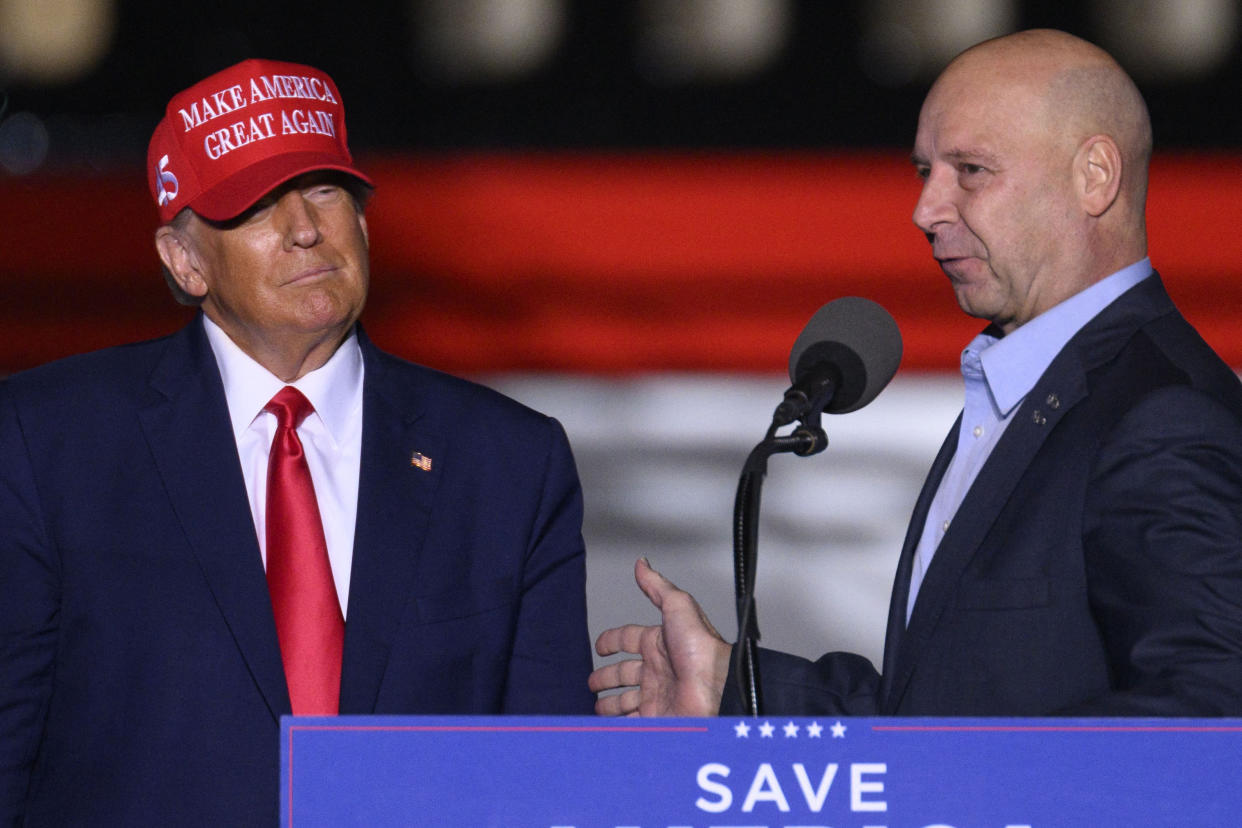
278, 192, 323, 249
912, 168, 958, 235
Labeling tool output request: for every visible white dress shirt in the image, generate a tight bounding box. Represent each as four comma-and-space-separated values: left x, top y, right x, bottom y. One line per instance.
203, 316, 364, 617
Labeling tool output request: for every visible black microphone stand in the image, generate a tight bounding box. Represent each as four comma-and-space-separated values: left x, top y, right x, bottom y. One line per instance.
732, 379, 835, 718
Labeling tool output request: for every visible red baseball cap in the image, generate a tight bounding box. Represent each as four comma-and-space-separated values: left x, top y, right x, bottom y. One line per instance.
147, 58, 372, 224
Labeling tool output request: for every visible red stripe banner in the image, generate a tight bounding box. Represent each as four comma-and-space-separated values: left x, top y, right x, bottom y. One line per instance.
3, 152, 1240, 373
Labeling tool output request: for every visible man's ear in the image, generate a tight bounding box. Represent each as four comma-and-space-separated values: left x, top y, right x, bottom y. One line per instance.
1077, 134, 1123, 218
154, 225, 209, 299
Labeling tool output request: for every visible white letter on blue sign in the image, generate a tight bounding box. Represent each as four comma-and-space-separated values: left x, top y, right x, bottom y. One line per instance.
742, 763, 792, 812
695, 763, 732, 813
851, 763, 887, 812
792, 762, 840, 811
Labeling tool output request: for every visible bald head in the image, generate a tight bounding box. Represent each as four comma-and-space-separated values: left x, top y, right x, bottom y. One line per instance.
945, 29, 1152, 205
911, 30, 1153, 333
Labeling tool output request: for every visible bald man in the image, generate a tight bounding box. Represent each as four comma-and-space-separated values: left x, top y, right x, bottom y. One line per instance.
590, 29, 1242, 717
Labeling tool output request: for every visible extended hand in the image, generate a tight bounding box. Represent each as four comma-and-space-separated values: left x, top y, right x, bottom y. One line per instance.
589, 558, 732, 717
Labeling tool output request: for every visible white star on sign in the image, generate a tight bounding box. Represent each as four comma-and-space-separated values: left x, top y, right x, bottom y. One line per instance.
734, 720, 751, 738
806, 721, 824, 738
831, 720, 847, 738
783, 721, 799, 738
759, 721, 776, 738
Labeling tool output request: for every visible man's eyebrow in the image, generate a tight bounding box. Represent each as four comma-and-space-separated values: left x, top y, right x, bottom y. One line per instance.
943, 147, 1002, 166
910, 146, 1002, 169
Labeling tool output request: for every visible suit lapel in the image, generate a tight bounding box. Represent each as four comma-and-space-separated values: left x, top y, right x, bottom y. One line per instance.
879, 416, 959, 707
338, 335, 444, 713
883, 360, 1086, 708
138, 317, 291, 719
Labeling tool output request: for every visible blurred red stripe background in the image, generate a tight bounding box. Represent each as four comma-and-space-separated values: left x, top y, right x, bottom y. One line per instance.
4, 152, 1241, 374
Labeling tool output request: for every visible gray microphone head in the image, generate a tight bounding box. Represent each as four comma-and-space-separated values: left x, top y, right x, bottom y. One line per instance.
787, 297, 903, 414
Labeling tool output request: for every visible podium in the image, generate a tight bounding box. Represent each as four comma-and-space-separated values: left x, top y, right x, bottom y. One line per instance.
281, 715, 1242, 826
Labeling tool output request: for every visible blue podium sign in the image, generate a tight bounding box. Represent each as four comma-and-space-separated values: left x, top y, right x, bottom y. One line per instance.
281, 715, 1242, 827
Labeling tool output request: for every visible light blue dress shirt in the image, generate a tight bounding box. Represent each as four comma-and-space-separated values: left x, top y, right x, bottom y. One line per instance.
905, 258, 1155, 622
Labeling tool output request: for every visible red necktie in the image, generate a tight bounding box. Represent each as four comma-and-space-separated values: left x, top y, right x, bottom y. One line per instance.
264, 386, 344, 715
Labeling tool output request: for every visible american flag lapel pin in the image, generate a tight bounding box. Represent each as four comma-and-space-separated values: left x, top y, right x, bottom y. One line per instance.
410, 451, 433, 472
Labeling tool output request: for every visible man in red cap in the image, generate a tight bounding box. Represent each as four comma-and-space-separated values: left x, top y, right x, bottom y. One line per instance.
0, 59, 593, 825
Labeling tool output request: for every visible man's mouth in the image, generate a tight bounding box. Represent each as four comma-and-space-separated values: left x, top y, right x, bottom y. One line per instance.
936, 256, 977, 281
284, 265, 337, 285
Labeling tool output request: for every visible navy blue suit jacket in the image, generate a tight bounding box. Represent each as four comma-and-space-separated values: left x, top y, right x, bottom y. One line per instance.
725, 275, 1242, 717
0, 316, 594, 825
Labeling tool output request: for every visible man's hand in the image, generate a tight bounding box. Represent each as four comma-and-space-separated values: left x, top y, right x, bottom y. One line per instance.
589, 558, 732, 716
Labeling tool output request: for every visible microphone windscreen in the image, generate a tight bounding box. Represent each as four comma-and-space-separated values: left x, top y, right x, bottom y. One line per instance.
787, 297, 903, 414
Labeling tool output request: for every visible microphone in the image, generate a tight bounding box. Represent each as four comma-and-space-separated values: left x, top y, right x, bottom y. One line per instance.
734, 296, 901, 715
774, 297, 903, 426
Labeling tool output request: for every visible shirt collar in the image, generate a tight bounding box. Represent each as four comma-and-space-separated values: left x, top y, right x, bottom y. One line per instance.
203, 314, 364, 446
975, 258, 1153, 416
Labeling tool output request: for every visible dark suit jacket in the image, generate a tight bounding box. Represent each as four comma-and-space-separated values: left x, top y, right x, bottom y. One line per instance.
724, 275, 1242, 717
0, 316, 594, 825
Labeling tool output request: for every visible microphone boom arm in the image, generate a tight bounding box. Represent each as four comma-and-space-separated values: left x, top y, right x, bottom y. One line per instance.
732, 379, 833, 718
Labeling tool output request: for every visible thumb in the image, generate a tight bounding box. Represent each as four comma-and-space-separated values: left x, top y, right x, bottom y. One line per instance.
634, 557, 677, 611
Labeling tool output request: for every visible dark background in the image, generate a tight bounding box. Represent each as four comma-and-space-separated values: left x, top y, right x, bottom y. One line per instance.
3, 0, 1240, 174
